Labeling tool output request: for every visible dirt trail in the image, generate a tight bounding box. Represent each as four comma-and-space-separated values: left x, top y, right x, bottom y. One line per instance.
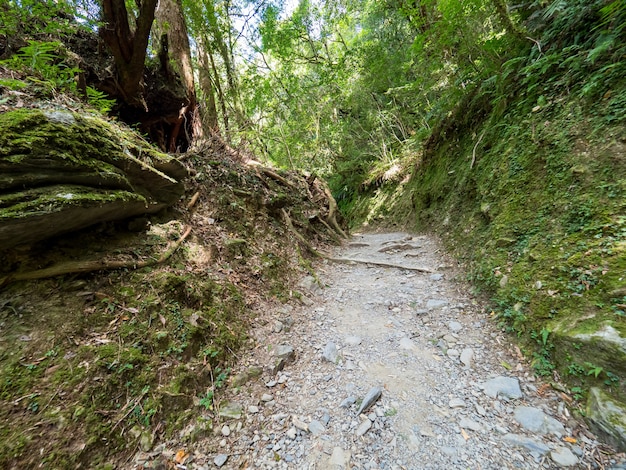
135, 232, 618, 469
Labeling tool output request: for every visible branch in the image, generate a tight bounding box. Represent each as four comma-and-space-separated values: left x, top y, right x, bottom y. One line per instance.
470, 131, 485, 170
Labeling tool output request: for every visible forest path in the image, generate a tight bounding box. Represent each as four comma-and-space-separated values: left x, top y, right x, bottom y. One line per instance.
136, 232, 608, 469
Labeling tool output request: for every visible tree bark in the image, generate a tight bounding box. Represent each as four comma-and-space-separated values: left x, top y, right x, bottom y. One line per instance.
154, 0, 200, 151
100, 0, 158, 107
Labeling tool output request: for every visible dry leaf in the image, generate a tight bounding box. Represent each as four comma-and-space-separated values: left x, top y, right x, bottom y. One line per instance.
175, 449, 188, 464
461, 428, 470, 441
564, 436, 577, 444
159, 313, 167, 326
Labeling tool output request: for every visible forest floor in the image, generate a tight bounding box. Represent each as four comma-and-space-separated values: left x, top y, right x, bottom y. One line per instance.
133, 232, 625, 470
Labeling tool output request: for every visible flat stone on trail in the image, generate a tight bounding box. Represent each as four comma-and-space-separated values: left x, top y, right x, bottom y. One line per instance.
502, 434, 550, 455
355, 419, 372, 437
308, 419, 325, 435
550, 447, 579, 467
459, 417, 483, 432
449, 398, 466, 408
448, 321, 463, 332
460, 348, 474, 367
214, 454, 229, 467
482, 376, 523, 400
323, 342, 340, 363
426, 299, 448, 310
328, 447, 351, 469
399, 336, 417, 351
514, 406, 565, 436
219, 402, 243, 419
293, 415, 309, 432
345, 335, 362, 346
429, 273, 444, 281
275, 344, 295, 361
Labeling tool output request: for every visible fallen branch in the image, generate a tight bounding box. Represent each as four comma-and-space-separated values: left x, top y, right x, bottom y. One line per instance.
0, 226, 192, 285
327, 257, 433, 273
281, 209, 325, 258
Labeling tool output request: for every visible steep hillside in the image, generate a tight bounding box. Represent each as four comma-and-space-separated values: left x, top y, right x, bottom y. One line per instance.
0, 102, 342, 467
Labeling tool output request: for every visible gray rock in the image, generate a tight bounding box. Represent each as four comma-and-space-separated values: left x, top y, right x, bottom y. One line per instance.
482, 376, 523, 400
308, 420, 325, 435
586, 387, 626, 452
459, 417, 483, 432
447, 348, 460, 358
426, 299, 448, 310
550, 447, 579, 467
323, 342, 340, 363
460, 348, 474, 368
502, 434, 550, 455
286, 427, 297, 439
273, 321, 284, 333
514, 406, 565, 436
293, 416, 309, 432
345, 335, 362, 346
357, 386, 383, 415
399, 336, 417, 351
340, 396, 357, 408
221, 425, 231, 437
449, 398, 465, 408
429, 273, 444, 281
355, 419, 372, 437
214, 454, 229, 467
328, 447, 351, 469
218, 402, 243, 420
272, 344, 297, 374
261, 393, 273, 402
448, 321, 463, 333
299, 275, 321, 294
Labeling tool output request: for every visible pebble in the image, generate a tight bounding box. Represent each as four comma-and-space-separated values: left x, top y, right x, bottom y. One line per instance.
221, 425, 231, 437
323, 341, 340, 363
460, 348, 474, 367
214, 454, 229, 467
356, 386, 383, 415
448, 321, 463, 332
308, 420, 325, 435
355, 419, 372, 437
261, 393, 273, 402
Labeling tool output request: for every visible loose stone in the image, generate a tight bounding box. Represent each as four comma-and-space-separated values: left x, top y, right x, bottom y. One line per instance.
550, 447, 579, 467
357, 386, 383, 415
214, 454, 229, 467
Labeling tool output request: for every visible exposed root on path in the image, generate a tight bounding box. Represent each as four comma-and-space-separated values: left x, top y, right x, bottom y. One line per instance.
326, 256, 433, 273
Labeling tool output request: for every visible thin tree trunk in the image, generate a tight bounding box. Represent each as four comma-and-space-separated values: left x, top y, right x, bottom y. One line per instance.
197, 36, 220, 134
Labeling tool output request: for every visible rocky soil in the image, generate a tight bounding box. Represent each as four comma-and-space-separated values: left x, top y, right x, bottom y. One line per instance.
134, 232, 625, 469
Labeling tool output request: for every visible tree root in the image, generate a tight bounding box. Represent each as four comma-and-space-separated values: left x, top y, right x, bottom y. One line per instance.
318, 179, 348, 240
281, 209, 326, 258
327, 257, 433, 273
0, 226, 192, 286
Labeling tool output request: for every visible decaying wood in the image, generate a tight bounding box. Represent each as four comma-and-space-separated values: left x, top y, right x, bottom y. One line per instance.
0, 226, 192, 286
327, 257, 433, 273
187, 191, 200, 209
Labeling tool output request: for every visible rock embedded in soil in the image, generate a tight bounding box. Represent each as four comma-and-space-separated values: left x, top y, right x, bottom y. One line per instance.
323, 341, 340, 363
356, 386, 383, 415
214, 454, 229, 467
482, 376, 523, 400
550, 447, 579, 467
514, 406, 565, 436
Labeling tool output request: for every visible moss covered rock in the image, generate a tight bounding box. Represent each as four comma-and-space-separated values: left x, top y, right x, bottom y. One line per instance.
0, 108, 186, 249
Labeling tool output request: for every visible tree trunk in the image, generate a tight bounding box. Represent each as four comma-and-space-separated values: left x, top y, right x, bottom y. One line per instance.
197, 35, 220, 134
100, 0, 158, 107
153, 0, 200, 151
